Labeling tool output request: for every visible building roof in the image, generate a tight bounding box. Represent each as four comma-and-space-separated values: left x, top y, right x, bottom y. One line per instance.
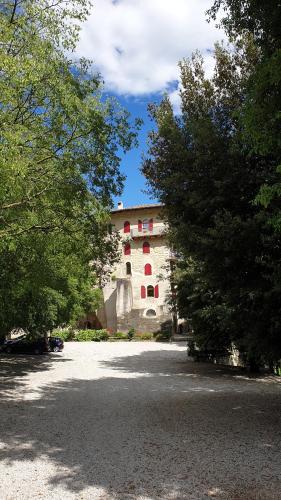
111, 203, 164, 214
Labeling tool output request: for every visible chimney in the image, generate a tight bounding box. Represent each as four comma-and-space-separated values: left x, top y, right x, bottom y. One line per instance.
117, 201, 124, 210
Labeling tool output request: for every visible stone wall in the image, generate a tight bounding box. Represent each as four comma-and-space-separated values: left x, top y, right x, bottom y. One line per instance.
117, 308, 171, 334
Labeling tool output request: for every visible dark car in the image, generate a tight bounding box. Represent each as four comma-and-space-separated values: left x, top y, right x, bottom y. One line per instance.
2, 335, 64, 355
49, 336, 64, 352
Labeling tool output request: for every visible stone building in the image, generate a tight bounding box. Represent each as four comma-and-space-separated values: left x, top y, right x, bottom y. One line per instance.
97, 202, 173, 333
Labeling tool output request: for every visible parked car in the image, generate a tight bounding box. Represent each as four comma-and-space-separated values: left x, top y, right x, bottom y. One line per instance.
1, 335, 64, 355
49, 336, 64, 352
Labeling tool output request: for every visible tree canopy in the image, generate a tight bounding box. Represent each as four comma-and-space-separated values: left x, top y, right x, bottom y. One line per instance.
208, 1, 281, 228
0, 0, 137, 337
142, 38, 281, 368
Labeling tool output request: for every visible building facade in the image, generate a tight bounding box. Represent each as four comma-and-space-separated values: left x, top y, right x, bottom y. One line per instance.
98, 202, 173, 333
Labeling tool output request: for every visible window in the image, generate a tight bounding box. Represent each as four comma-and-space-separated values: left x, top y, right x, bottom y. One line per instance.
146, 285, 159, 298
124, 221, 130, 233
146, 309, 156, 317
124, 243, 131, 255
126, 262, 131, 275
143, 218, 149, 231
141, 285, 146, 298
138, 219, 154, 232
144, 263, 152, 275
143, 241, 150, 254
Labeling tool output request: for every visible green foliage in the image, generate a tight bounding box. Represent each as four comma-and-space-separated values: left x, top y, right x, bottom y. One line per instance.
143, 38, 281, 367
127, 328, 135, 340
154, 330, 170, 342
0, 1, 137, 339
135, 332, 154, 341
113, 332, 129, 339
208, 1, 281, 229
74, 329, 109, 342
51, 329, 75, 342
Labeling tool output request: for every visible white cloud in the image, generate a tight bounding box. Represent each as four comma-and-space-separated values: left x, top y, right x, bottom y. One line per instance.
76, 0, 225, 96
169, 87, 182, 115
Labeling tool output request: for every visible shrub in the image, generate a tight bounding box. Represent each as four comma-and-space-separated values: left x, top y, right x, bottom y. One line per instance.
97, 329, 110, 341
75, 329, 109, 342
52, 328, 75, 341
114, 332, 128, 339
135, 332, 153, 341
154, 332, 170, 342
127, 328, 135, 341
153, 328, 171, 342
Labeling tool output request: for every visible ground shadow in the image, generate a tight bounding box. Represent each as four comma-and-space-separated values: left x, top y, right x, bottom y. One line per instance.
0, 353, 72, 397
0, 348, 281, 499
100, 347, 252, 381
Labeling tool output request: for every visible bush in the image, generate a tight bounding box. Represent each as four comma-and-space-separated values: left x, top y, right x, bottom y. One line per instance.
75, 329, 109, 342
135, 332, 154, 341
154, 332, 170, 342
52, 329, 75, 341
113, 332, 128, 339
127, 328, 135, 341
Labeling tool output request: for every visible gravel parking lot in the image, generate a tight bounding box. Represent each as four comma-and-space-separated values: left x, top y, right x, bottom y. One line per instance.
0, 341, 281, 500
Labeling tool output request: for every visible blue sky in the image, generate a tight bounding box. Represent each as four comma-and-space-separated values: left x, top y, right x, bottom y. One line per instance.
111, 93, 161, 207
76, 0, 224, 208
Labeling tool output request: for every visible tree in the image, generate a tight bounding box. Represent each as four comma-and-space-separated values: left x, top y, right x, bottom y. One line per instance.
208, 1, 281, 228
142, 40, 281, 368
0, 1, 137, 338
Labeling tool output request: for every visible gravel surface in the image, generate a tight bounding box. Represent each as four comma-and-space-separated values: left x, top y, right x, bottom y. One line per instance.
0, 341, 281, 500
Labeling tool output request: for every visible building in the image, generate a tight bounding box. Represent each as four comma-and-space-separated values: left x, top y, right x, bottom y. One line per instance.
97, 202, 173, 333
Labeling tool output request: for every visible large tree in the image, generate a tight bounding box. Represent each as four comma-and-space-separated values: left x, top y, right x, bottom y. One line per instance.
208, 1, 281, 228
0, 0, 136, 337
142, 40, 281, 368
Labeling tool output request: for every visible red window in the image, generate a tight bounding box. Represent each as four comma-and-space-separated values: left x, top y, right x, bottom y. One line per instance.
149, 218, 153, 231
155, 284, 159, 298
124, 221, 130, 233
144, 263, 152, 275
138, 220, 142, 232
141, 285, 146, 298
124, 243, 131, 255
143, 242, 150, 254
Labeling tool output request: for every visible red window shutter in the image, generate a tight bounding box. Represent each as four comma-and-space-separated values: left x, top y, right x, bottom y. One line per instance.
155, 284, 159, 298
138, 220, 142, 232
124, 243, 131, 255
124, 221, 130, 233
143, 242, 150, 254
141, 285, 146, 298
144, 263, 152, 275
149, 218, 153, 231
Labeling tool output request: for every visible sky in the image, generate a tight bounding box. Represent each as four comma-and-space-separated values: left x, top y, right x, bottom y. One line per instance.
76, 0, 225, 208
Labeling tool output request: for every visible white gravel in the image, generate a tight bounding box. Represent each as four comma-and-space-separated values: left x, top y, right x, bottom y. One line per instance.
0, 341, 281, 500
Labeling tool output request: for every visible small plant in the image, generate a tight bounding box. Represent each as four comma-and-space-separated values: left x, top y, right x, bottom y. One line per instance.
153, 328, 171, 342
114, 332, 128, 339
127, 328, 135, 341
135, 332, 153, 341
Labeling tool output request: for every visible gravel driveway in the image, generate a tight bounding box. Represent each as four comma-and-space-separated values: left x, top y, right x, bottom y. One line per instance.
0, 341, 281, 500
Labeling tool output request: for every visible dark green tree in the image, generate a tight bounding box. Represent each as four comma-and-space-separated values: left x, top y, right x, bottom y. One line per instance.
142, 40, 281, 369
208, 1, 281, 228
